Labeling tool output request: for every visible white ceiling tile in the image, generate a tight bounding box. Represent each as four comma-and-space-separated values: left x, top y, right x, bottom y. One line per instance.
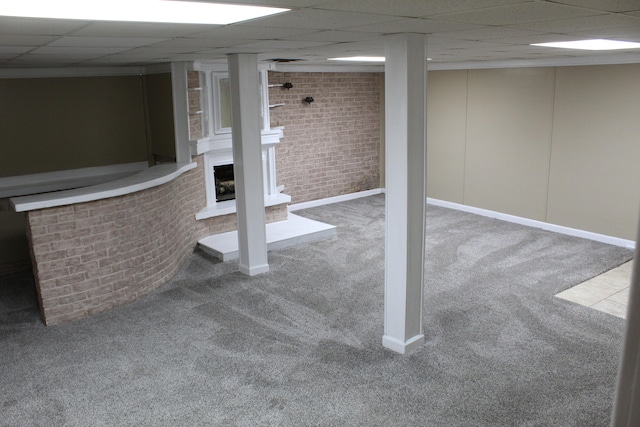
279, 30, 380, 42
69, 22, 213, 38
239, 8, 402, 30
434, 26, 544, 41
234, 40, 334, 49
316, 0, 533, 17
114, 47, 210, 58
0, 35, 58, 46
11, 54, 97, 64
212, 0, 330, 6
349, 18, 482, 34
0, 17, 88, 35
1, 0, 639, 69
569, 26, 640, 41
549, 0, 640, 13
48, 36, 170, 48
435, 2, 601, 26
0, 46, 33, 54
145, 38, 250, 49
187, 25, 311, 40
31, 46, 130, 55
489, 33, 584, 45
508, 13, 640, 33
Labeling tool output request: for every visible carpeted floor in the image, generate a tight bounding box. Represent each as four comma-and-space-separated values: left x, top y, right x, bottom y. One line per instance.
0, 194, 634, 426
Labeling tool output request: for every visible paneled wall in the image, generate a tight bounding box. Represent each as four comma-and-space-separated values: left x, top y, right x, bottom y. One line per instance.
426, 64, 640, 241
547, 65, 640, 241
0, 76, 148, 178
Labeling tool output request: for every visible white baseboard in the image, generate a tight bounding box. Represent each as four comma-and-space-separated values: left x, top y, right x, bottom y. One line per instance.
288, 188, 384, 211
382, 334, 425, 355
427, 197, 636, 250
286, 190, 636, 250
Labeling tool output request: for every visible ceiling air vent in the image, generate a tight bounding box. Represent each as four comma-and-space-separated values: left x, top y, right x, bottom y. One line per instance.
263, 58, 306, 63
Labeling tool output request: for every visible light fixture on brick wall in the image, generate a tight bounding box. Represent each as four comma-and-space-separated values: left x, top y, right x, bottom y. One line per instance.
268, 82, 293, 89
303, 97, 314, 104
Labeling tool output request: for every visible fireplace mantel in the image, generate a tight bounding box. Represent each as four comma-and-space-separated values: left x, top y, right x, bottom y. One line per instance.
191, 126, 283, 156
193, 126, 289, 220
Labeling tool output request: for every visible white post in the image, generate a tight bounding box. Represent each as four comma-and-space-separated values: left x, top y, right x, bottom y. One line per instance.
228, 53, 269, 276
170, 62, 191, 164
611, 214, 640, 426
382, 34, 428, 354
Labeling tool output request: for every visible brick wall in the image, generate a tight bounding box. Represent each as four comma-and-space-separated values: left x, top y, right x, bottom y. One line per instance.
26, 156, 287, 325
268, 71, 382, 204
187, 70, 204, 141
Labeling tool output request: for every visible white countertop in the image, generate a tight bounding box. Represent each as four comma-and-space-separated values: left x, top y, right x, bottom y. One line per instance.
11, 162, 197, 212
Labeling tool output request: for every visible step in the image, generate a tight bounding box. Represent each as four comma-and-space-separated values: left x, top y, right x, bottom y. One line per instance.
198, 213, 336, 262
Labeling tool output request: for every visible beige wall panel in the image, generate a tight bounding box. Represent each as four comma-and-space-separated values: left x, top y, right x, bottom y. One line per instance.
464, 68, 555, 220
426, 70, 468, 203
0, 76, 148, 178
547, 64, 640, 240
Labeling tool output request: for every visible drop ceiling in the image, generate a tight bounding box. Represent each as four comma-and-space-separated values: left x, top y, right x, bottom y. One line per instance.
1, 0, 640, 72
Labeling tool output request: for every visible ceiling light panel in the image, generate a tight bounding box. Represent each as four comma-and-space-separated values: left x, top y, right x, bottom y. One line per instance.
0, 1, 290, 25
531, 39, 640, 50
328, 57, 386, 62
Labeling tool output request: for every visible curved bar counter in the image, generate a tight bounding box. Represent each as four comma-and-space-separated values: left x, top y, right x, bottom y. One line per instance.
10, 160, 288, 325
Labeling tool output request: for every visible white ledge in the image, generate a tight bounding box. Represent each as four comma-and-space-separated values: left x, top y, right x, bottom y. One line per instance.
11, 162, 197, 212
0, 161, 148, 199
192, 127, 283, 156
196, 193, 291, 220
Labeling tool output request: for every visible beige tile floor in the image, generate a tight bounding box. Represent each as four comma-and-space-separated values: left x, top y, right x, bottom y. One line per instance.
555, 260, 634, 319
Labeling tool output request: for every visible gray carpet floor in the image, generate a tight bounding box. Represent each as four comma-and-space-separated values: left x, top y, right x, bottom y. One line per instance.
0, 194, 634, 426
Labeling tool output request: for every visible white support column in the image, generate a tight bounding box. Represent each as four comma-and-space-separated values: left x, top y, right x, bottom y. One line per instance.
382, 33, 428, 355
228, 53, 269, 276
611, 214, 640, 426
170, 62, 191, 164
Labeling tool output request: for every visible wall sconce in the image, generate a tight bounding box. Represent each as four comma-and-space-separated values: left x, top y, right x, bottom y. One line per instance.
303, 96, 314, 104
268, 82, 293, 89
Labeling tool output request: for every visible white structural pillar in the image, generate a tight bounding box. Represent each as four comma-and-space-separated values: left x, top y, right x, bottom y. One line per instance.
611, 214, 640, 426
170, 62, 191, 164
382, 34, 428, 354
228, 53, 269, 276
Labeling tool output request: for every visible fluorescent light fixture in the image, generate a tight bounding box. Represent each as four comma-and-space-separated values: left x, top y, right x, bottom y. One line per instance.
328, 56, 432, 62
328, 56, 386, 62
0, 0, 289, 25
531, 39, 640, 51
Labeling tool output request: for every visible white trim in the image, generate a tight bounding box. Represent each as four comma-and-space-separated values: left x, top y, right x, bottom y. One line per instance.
0, 64, 172, 79
288, 188, 384, 211
427, 197, 636, 250
195, 193, 291, 220
288, 189, 635, 249
382, 334, 425, 355
12, 162, 196, 212
428, 54, 640, 71
0, 66, 146, 79
0, 161, 148, 199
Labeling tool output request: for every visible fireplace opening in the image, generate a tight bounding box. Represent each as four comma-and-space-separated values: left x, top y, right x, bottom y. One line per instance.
214, 164, 235, 202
